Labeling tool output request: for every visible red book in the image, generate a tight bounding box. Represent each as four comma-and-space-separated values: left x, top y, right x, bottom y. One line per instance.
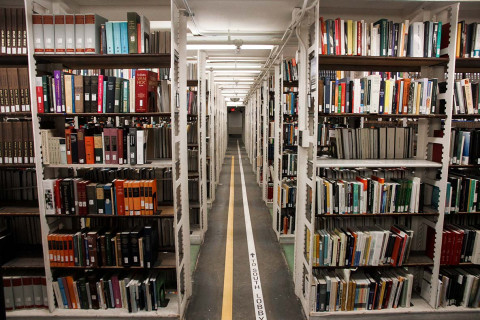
36, 79, 44, 113
54, 179, 62, 214
340, 83, 346, 113
357, 21, 362, 55
137, 23, 142, 53
135, 70, 158, 112
335, 18, 340, 55
67, 235, 74, 266
432, 130, 444, 163
77, 127, 86, 164
85, 136, 95, 164
320, 17, 327, 54
65, 128, 73, 164
117, 128, 123, 164
97, 74, 103, 113
114, 179, 126, 216
11, 277, 24, 309
111, 275, 122, 308
74, 15, 85, 53
54, 15, 65, 53
65, 15, 75, 53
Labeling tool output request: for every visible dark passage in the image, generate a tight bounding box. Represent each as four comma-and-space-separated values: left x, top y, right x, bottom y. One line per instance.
185, 138, 304, 320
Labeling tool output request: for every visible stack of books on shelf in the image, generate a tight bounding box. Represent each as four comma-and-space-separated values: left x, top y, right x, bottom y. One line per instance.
445, 174, 480, 213
52, 270, 172, 311
312, 224, 414, 267
319, 17, 444, 57
449, 128, 480, 165
427, 225, 480, 265
42, 178, 158, 216
0, 8, 27, 55
456, 21, 480, 58
282, 151, 297, 175
327, 126, 414, 160
32, 12, 170, 55
318, 72, 441, 115
0, 67, 31, 113
283, 122, 298, 146
283, 58, 298, 82
0, 120, 34, 164
283, 88, 298, 115
47, 225, 158, 267
3, 274, 48, 311
453, 78, 480, 114
36, 70, 170, 114
311, 269, 414, 312
0, 167, 37, 201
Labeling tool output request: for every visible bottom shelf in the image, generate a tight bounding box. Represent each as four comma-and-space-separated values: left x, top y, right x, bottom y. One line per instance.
310, 295, 480, 319
6, 293, 179, 319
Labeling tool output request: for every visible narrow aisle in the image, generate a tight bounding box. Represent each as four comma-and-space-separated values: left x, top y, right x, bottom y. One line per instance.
185, 138, 304, 320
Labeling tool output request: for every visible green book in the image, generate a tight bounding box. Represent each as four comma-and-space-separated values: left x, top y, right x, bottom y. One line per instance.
114, 77, 122, 113
127, 12, 140, 53
123, 79, 129, 113
373, 19, 388, 56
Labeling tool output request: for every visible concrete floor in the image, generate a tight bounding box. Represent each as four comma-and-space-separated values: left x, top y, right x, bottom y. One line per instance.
185, 139, 305, 320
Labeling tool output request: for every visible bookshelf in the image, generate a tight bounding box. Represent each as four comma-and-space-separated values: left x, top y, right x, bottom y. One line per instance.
207, 70, 216, 204
261, 78, 272, 204
0, 0, 192, 318
256, 85, 263, 187
243, 1, 480, 318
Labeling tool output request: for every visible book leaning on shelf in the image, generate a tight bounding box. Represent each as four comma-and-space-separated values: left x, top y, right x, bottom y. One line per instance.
442, 173, 480, 214
311, 269, 414, 312
3, 275, 48, 311
283, 58, 298, 82
40, 124, 172, 165
449, 128, 480, 165
47, 225, 158, 268
36, 70, 170, 113
457, 21, 480, 58
52, 270, 171, 311
453, 78, 480, 114
434, 268, 480, 308
318, 73, 440, 114
0, 67, 31, 113
0, 121, 34, 164
319, 17, 444, 57
42, 178, 158, 216
32, 12, 170, 55
0, 8, 27, 55
283, 87, 298, 115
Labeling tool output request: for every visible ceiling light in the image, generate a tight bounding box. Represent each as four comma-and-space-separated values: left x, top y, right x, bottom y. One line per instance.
207, 65, 262, 69
187, 44, 275, 50
214, 70, 261, 74
241, 45, 275, 50
215, 81, 254, 85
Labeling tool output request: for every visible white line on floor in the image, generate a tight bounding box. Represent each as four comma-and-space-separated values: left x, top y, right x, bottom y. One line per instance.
237, 140, 268, 320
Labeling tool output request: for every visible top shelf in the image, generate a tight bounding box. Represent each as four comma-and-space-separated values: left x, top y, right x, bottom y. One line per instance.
317, 55, 448, 72
34, 53, 171, 70
0, 54, 29, 67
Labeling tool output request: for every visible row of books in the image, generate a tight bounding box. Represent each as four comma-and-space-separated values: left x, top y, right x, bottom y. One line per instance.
48, 225, 158, 268
453, 78, 480, 114
328, 127, 415, 160
313, 225, 414, 267
282, 151, 297, 176
319, 18, 443, 58
43, 178, 158, 216
32, 13, 169, 55
278, 211, 295, 235
447, 129, 479, 165
457, 21, 480, 58
435, 268, 480, 308
187, 90, 197, 115
3, 275, 47, 311
315, 175, 424, 215
319, 75, 440, 115
187, 149, 199, 172
0, 121, 34, 164
283, 122, 298, 146
0, 168, 37, 202
279, 180, 296, 210
53, 271, 171, 311
0, 8, 27, 55
0, 67, 30, 113
36, 70, 169, 114
427, 225, 480, 266
283, 58, 298, 82
445, 174, 480, 214
311, 269, 414, 312
283, 92, 298, 115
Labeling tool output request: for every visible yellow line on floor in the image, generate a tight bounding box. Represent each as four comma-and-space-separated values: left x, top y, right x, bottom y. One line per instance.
221, 156, 235, 320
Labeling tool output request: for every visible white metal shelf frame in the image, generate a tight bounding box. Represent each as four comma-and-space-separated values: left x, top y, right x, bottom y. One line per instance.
197, 50, 208, 238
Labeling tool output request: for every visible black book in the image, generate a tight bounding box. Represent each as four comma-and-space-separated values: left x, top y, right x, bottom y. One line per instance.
100, 24, 107, 54
130, 226, 142, 267
129, 128, 137, 165
77, 277, 89, 309
121, 231, 131, 266
90, 76, 99, 113
106, 76, 115, 113
114, 77, 122, 113
86, 183, 98, 214
123, 127, 129, 164
83, 76, 91, 113
96, 184, 105, 215
61, 178, 74, 214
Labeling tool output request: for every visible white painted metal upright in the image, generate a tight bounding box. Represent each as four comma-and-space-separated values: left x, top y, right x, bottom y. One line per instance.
262, 79, 270, 203
256, 87, 262, 186
208, 71, 216, 203
197, 50, 208, 236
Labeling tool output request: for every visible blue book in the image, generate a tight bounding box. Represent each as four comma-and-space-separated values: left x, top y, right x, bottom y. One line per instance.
71, 75, 75, 113
113, 22, 122, 54
324, 77, 330, 113
103, 79, 107, 113
112, 183, 117, 215
57, 278, 68, 308
379, 79, 385, 114
123, 79, 129, 113
462, 131, 471, 165
120, 22, 128, 54
105, 22, 114, 54
104, 184, 112, 215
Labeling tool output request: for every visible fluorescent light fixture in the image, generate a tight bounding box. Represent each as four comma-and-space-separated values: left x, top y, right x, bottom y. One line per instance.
207, 64, 262, 69
216, 82, 254, 85
214, 70, 261, 74
226, 102, 245, 106
187, 44, 274, 50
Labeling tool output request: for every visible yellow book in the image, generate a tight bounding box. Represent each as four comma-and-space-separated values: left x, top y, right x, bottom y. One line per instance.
416, 82, 422, 114
385, 79, 390, 114
347, 20, 353, 55
456, 23, 461, 58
